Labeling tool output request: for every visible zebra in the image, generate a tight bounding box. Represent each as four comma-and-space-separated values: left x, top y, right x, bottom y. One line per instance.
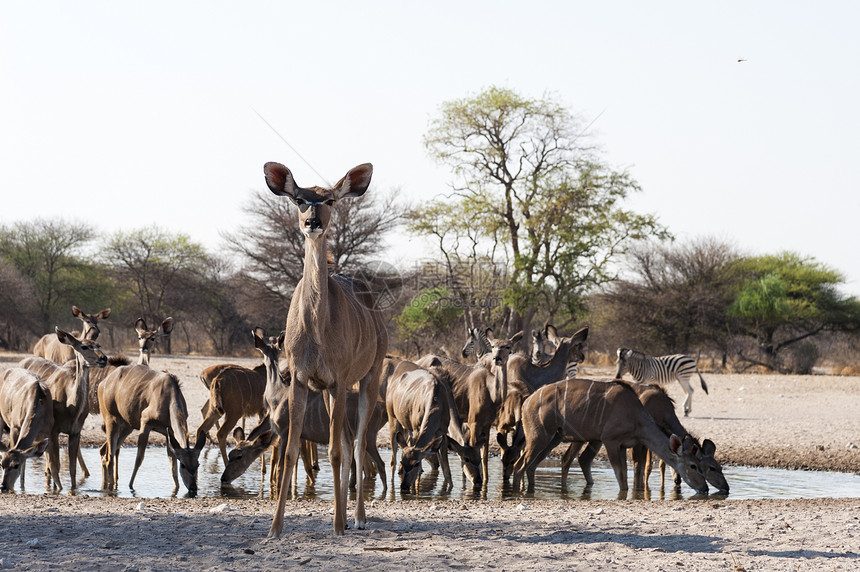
614, 348, 709, 417
531, 324, 581, 378
461, 327, 492, 361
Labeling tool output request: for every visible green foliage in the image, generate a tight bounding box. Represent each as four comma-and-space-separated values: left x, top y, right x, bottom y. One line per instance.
727, 252, 860, 371
395, 287, 462, 341
416, 86, 668, 333
0, 219, 100, 334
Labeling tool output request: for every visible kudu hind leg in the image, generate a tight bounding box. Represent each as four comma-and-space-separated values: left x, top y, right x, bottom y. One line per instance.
353, 370, 379, 530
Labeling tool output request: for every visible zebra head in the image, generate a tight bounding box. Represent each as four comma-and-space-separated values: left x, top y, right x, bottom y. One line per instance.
615, 347, 633, 378
462, 327, 492, 360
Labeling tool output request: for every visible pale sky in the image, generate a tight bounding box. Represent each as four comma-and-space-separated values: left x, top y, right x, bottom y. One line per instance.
2, 2, 858, 296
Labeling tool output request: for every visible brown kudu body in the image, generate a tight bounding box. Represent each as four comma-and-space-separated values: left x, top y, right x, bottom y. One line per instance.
32, 306, 110, 364
263, 160, 388, 538
506, 326, 589, 391
18, 328, 107, 489
197, 362, 267, 464
416, 330, 521, 484
0, 368, 55, 491
386, 368, 453, 493
383, 357, 481, 487
98, 364, 204, 494
512, 378, 709, 495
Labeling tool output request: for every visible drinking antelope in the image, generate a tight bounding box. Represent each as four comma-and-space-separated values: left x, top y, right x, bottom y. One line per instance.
98, 363, 205, 494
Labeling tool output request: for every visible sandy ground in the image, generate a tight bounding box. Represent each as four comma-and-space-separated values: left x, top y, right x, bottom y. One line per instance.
0, 352, 858, 570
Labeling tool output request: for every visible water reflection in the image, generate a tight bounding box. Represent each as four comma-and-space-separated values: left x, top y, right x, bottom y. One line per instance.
9, 446, 859, 501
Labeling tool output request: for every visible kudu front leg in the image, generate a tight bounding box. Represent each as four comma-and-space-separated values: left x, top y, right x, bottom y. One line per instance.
268, 383, 308, 540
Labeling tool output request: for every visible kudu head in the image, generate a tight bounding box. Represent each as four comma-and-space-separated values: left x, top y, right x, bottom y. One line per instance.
221, 426, 275, 485
0, 440, 48, 492
485, 329, 523, 404
665, 434, 709, 495
168, 427, 206, 495
134, 317, 174, 365
264, 162, 373, 241
395, 432, 443, 494
55, 327, 108, 369
446, 436, 483, 486
72, 306, 111, 341
699, 438, 729, 494
252, 327, 286, 385
497, 424, 525, 480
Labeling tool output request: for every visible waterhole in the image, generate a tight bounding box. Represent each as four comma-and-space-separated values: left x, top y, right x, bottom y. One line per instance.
9, 446, 858, 501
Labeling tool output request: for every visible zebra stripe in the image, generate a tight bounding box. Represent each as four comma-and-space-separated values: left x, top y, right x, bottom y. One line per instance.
615, 347, 709, 416
616, 349, 701, 386
461, 327, 492, 360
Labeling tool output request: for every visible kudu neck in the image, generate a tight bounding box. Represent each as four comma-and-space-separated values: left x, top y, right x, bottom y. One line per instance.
300, 233, 331, 336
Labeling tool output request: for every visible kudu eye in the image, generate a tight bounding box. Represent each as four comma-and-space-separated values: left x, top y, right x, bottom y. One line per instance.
324, 199, 335, 206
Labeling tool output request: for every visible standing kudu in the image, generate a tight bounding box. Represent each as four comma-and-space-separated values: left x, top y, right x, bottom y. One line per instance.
98, 363, 204, 494
19, 328, 107, 489
32, 306, 110, 364
512, 378, 709, 495
263, 160, 387, 537
135, 317, 174, 365
0, 368, 55, 491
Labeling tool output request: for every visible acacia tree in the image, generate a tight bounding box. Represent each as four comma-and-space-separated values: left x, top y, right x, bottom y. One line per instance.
0, 218, 102, 335
594, 237, 740, 360
418, 86, 668, 335
727, 252, 860, 372
103, 227, 212, 353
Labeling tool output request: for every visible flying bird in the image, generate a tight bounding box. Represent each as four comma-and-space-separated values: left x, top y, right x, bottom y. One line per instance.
737, 58, 747, 62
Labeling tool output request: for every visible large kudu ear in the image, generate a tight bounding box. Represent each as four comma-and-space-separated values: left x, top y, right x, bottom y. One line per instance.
446, 436, 463, 455
264, 162, 300, 198
510, 331, 524, 346
97, 308, 111, 319
484, 328, 495, 343
232, 427, 245, 442
72, 305, 83, 318
166, 427, 183, 454
134, 318, 148, 335
545, 324, 560, 344
276, 330, 286, 351
570, 326, 588, 344
332, 163, 373, 199
160, 317, 174, 335
701, 439, 716, 456
194, 429, 206, 453
251, 327, 266, 348
55, 327, 77, 346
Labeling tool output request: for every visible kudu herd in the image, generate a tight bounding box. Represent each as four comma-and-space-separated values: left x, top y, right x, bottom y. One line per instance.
0, 161, 730, 543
